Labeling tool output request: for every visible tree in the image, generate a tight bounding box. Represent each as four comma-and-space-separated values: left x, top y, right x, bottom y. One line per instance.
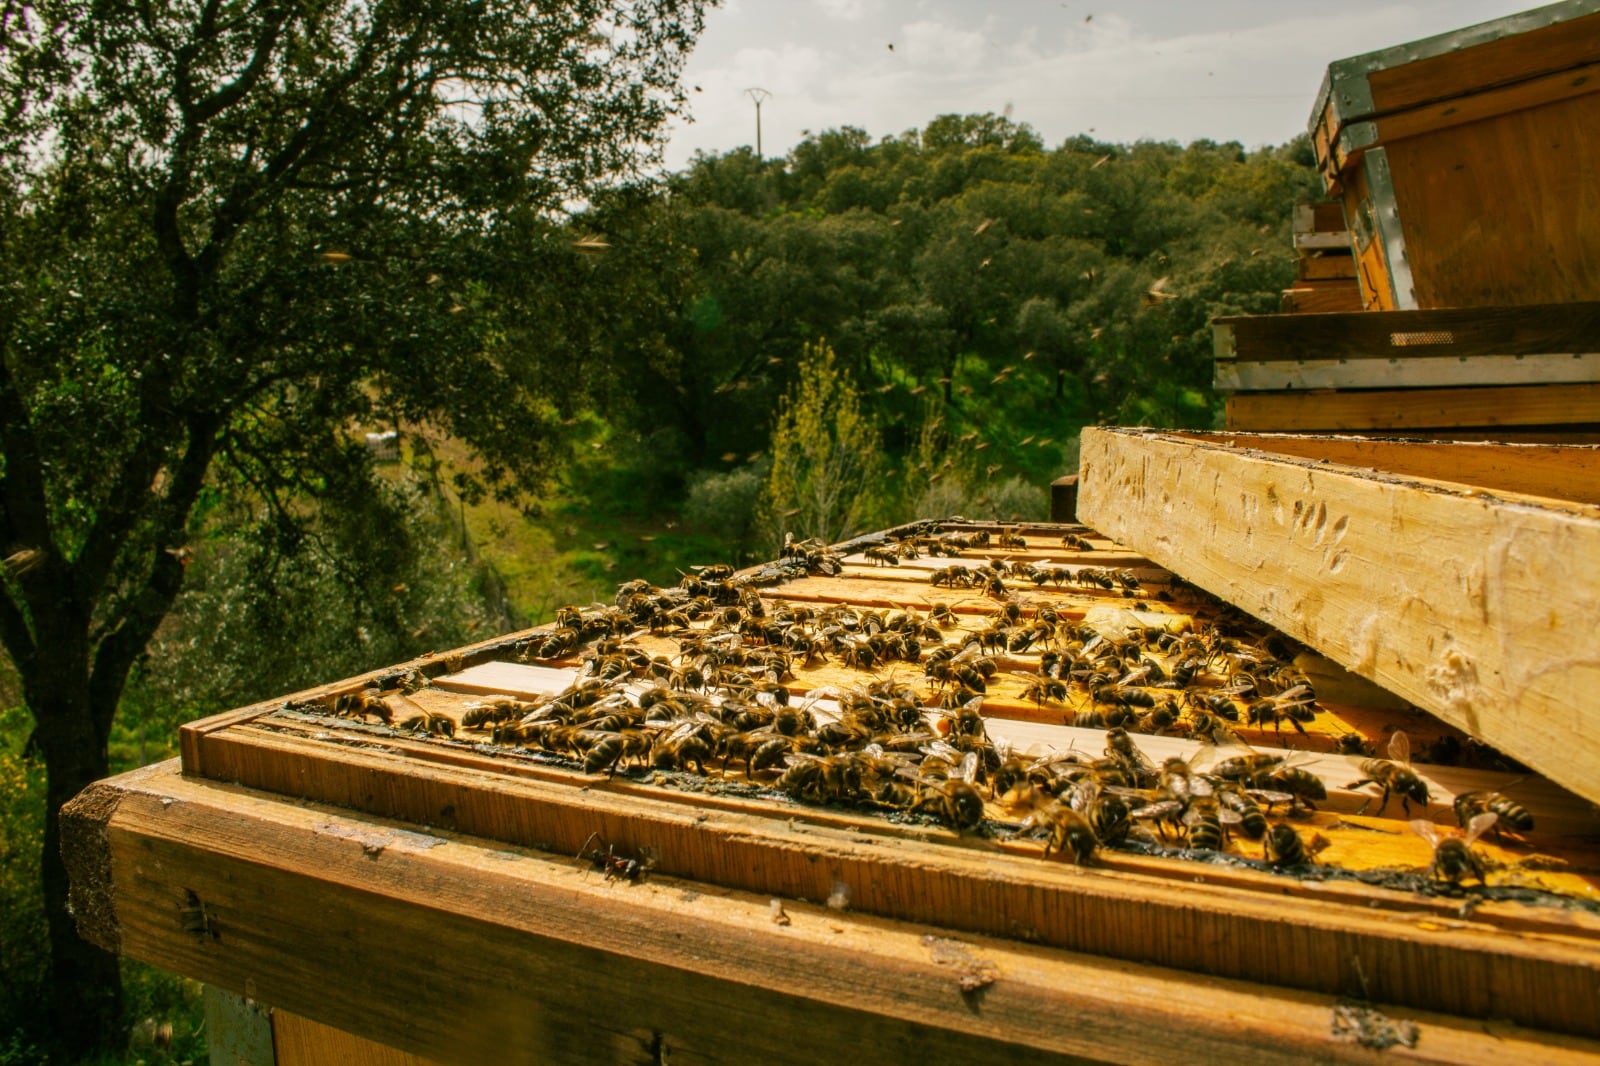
759, 341, 883, 549
0, 0, 708, 1054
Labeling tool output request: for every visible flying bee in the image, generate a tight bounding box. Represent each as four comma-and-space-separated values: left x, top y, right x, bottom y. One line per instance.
1453, 790, 1533, 839
1348, 731, 1431, 817
1157, 755, 1213, 806
399, 709, 455, 737
1264, 823, 1329, 868
1413, 813, 1497, 887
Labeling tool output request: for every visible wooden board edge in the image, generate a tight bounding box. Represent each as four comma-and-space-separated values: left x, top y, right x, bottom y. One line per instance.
1077, 427, 1600, 809
86, 762, 1600, 1065
1216, 352, 1600, 392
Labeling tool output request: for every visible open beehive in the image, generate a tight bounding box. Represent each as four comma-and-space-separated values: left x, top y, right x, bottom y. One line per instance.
174, 518, 1600, 1041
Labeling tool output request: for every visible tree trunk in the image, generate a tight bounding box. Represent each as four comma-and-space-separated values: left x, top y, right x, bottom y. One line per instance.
31, 665, 127, 1057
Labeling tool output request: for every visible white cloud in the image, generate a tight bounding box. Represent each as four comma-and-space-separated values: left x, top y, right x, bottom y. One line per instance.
813, 0, 872, 21
663, 0, 1542, 169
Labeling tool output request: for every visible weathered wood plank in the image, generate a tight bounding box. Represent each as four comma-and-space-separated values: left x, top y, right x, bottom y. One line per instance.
1215, 303, 1600, 363
62, 762, 1600, 1065
1166, 433, 1600, 507
1078, 427, 1600, 810
1224, 383, 1600, 432
1216, 352, 1600, 393
274, 1012, 441, 1066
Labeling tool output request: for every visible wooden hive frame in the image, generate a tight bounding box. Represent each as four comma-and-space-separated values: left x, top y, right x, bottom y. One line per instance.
59, 519, 1599, 1048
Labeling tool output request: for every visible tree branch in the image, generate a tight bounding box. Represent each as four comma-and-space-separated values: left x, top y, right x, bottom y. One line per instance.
86, 413, 219, 734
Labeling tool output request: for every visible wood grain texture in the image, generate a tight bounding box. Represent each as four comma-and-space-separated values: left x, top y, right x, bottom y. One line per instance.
1387, 95, 1600, 308
1296, 254, 1357, 282
68, 761, 1600, 1066
1166, 432, 1600, 506
274, 1012, 443, 1066
1217, 353, 1600, 393
1364, 11, 1600, 115
1279, 282, 1365, 315
1224, 383, 1600, 432
1078, 427, 1600, 811
1215, 303, 1600, 363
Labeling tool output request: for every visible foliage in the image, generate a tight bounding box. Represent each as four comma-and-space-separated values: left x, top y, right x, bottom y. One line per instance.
683, 464, 767, 560
0, 0, 710, 1055
759, 341, 885, 550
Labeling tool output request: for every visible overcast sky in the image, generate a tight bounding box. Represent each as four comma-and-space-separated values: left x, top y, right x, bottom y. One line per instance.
659, 0, 1544, 169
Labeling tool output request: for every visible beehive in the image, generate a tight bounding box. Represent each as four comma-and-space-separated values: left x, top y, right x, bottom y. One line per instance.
1310, 1, 1600, 310
61, 518, 1600, 1063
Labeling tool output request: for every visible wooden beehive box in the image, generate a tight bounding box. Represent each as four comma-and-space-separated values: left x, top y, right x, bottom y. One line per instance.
1214, 301, 1600, 435
1311, 1, 1600, 310
56, 518, 1598, 1060
1282, 201, 1362, 315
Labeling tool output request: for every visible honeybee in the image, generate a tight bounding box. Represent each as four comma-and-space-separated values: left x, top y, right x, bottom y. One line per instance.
1412, 813, 1497, 887
460, 699, 526, 730
333, 689, 393, 724
1092, 683, 1157, 709
862, 545, 901, 567
1182, 804, 1228, 852
653, 720, 716, 775
778, 753, 864, 805
1028, 800, 1098, 864
1453, 790, 1533, 838
1060, 532, 1095, 551
1348, 731, 1431, 817
1216, 787, 1269, 839
1103, 727, 1156, 787
911, 777, 986, 830
1015, 671, 1068, 707
1245, 684, 1318, 736
1083, 789, 1132, 847
1335, 733, 1373, 757
1264, 823, 1329, 868
399, 709, 455, 737
1245, 763, 1327, 812
584, 728, 652, 776
996, 528, 1027, 549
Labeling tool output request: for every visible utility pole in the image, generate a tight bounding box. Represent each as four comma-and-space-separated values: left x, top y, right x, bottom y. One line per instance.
745, 87, 771, 157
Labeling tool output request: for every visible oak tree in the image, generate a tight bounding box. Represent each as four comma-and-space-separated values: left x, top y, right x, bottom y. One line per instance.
0, 0, 708, 1052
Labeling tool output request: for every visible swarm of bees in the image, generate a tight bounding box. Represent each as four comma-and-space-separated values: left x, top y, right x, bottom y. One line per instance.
328, 527, 1537, 893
